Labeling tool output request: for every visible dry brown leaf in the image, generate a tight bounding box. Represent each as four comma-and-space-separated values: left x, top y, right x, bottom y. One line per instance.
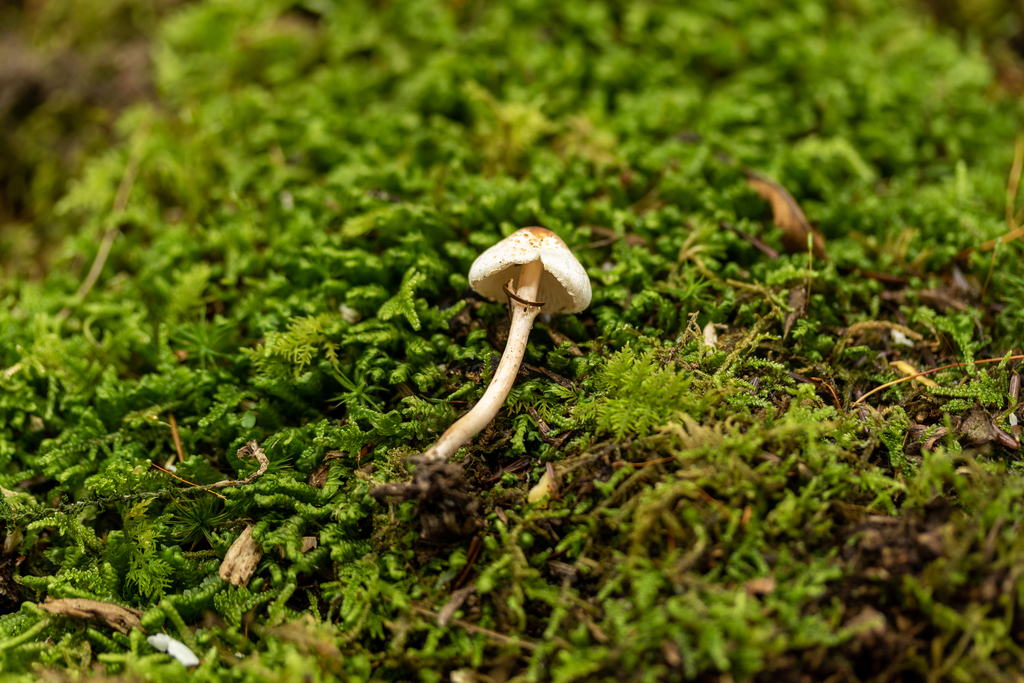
438, 584, 477, 627
661, 639, 683, 668
527, 471, 555, 506
219, 525, 263, 587
702, 321, 718, 347
38, 597, 142, 634
743, 576, 777, 596
890, 361, 938, 387
783, 286, 807, 339
955, 404, 1021, 449
745, 171, 827, 260
279, 536, 320, 559
307, 462, 331, 489
846, 605, 888, 642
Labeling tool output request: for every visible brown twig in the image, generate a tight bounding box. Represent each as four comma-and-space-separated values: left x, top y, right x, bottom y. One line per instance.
853, 355, 1024, 406
150, 463, 227, 501
811, 377, 843, 410
199, 441, 270, 490
525, 405, 573, 448
410, 605, 537, 651
502, 282, 546, 308
168, 414, 185, 462
1006, 135, 1024, 233
522, 364, 573, 389
693, 485, 735, 519
721, 220, 779, 259
452, 536, 482, 591
612, 457, 675, 468
956, 135, 1024, 260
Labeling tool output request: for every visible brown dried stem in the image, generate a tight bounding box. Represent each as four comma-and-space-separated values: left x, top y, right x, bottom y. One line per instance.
853, 355, 1024, 406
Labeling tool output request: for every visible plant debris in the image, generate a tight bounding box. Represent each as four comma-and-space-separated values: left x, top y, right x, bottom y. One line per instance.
147, 632, 200, 667
218, 526, 263, 587
37, 598, 143, 635
370, 461, 483, 541
745, 170, 828, 260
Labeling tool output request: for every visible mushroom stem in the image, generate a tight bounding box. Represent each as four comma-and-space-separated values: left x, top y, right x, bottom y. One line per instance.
421, 259, 544, 464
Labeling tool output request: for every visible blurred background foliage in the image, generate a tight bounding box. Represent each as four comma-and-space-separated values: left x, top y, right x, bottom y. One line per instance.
0, 0, 183, 277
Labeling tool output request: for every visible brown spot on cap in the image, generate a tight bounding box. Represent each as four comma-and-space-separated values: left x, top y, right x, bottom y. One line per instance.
524, 227, 556, 238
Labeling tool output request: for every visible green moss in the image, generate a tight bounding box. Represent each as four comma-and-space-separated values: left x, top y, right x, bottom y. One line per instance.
2, 0, 1024, 680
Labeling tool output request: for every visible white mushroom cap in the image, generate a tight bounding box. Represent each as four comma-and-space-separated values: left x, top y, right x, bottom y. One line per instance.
468, 227, 592, 314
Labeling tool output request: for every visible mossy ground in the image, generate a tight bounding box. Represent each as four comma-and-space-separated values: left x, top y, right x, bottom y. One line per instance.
3, 0, 1024, 681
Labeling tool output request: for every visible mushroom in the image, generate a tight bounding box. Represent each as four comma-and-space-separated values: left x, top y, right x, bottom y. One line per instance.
420, 227, 591, 464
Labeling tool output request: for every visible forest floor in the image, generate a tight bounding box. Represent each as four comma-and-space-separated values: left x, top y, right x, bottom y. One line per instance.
3, 1, 1024, 681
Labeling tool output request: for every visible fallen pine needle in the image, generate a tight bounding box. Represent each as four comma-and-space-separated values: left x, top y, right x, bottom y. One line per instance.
613, 457, 675, 468
811, 377, 843, 410
889, 361, 938, 388
151, 463, 227, 501
410, 605, 537, 651
854, 355, 1024, 406
169, 413, 185, 462
693, 485, 735, 519
956, 134, 1024, 259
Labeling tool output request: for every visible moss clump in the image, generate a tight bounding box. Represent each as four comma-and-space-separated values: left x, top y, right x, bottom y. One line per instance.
2, 0, 1024, 680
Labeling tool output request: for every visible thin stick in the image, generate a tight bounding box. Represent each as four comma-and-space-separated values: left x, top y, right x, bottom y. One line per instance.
693, 485, 735, 519
811, 377, 842, 410
410, 605, 537, 651
956, 135, 1024, 259
150, 463, 227, 501
612, 457, 674, 468
168, 414, 185, 462
1006, 135, 1024, 232
853, 355, 1024, 406
721, 220, 779, 259
502, 282, 545, 308
452, 536, 482, 591
199, 441, 270, 490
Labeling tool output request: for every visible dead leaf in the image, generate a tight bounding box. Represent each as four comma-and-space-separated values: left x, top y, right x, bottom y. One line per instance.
438, 584, 476, 627
743, 576, 777, 595
277, 535, 320, 559
219, 525, 263, 587
38, 598, 143, 634
908, 423, 948, 451
846, 605, 888, 642
745, 170, 827, 260
783, 286, 807, 339
702, 321, 718, 347
307, 462, 331, 489
956, 403, 1021, 449
889, 361, 938, 388
528, 470, 555, 506
661, 639, 683, 668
